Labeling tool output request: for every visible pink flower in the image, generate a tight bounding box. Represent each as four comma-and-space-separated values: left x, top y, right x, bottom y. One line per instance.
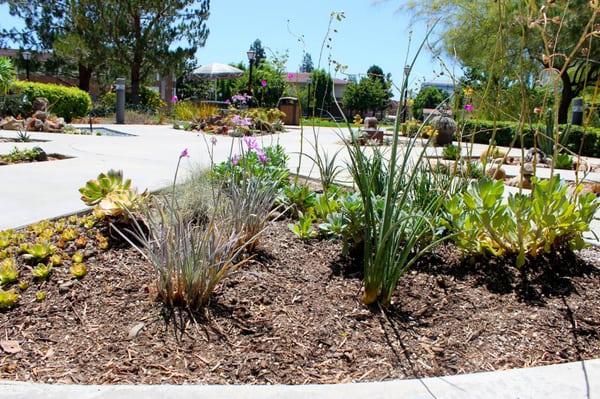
257, 149, 268, 164
171, 95, 178, 104
210, 137, 217, 145
231, 155, 239, 166
243, 136, 259, 150
464, 104, 474, 112
231, 114, 252, 127
180, 148, 189, 158
287, 73, 295, 80
261, 79, 267, 88
533, 107, 542, 115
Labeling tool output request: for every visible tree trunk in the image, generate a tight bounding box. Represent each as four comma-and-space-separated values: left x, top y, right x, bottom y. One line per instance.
558, 85, 574, 125
130, 62, 141, 105
130, 13, 143, 105
78, 64, 93, 92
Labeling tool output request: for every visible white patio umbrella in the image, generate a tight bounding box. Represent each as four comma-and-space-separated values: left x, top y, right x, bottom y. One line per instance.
190, 63, 244, 100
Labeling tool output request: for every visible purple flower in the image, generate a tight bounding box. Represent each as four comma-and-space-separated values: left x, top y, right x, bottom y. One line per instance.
210, 136, 217, 145
257, 149, 268, 164
180, 148, 189, 158
261, 79, 268, 88
243, 136, 259, 150
464, 104, 474, 112
225, 99, 231, 105
231, 114, 252, 127
171, 95, 178, 104
231, 155, 239, 166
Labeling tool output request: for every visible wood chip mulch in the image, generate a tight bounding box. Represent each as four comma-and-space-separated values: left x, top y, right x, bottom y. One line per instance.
1, 221, 600, 384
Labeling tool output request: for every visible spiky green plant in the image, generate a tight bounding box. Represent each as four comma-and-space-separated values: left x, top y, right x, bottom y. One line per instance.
118, 197, 251, 310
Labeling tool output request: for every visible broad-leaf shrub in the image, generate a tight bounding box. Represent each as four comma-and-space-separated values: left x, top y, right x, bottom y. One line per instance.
462, 119, 600, 158
10, 81, 91, 121
445, 176, 599, 266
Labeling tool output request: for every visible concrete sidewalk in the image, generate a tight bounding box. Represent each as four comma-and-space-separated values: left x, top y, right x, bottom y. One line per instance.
1, 359, 599, 398
0, 124, 343, 229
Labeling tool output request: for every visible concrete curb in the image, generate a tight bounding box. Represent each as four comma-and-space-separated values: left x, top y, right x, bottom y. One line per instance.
1, 359, 599, 399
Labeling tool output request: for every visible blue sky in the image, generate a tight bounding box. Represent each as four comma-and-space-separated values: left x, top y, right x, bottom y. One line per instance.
0, 1, 458, 96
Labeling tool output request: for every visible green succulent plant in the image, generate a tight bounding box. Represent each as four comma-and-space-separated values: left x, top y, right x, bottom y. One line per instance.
70, 263, 87, 279
79, 169, 132, 206
23, 242, 55, 263
72, 252, 84, 264
32, 263, 52, 281
0, 258, 19, 285
35, 290, 46, 301
0, 288, 20, 310
61, 228, 78, 241
94, 189, 147, 219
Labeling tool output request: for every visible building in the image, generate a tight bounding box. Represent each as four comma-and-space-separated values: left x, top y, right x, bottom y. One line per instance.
284, 72, 349, 101
421, 81, 455, 96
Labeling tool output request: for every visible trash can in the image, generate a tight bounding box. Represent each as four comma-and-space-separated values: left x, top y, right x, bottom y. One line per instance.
278, 97, 300, 126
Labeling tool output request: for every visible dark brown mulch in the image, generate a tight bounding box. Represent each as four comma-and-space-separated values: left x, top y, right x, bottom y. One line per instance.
1, 221, 600, 384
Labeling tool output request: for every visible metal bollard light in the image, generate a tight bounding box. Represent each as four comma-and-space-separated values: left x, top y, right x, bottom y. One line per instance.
572, 97, 584, 126
115, 78, 126, 124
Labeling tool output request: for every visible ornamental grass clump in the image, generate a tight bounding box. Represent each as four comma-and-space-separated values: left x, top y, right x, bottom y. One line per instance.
122, 197, 249, 310
227, 177, 278, 252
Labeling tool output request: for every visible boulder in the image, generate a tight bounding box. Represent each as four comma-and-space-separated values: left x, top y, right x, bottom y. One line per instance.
32, 111, 49, 122
26, 118, 44, 131
32, 97, 49, 112
0, 117, 25, 131
31, 147, 48, 162
43, 119, 63, 133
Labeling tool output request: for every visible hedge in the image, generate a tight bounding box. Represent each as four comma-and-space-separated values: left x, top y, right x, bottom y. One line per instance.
10, 81, 92, 122
460, 119, 600, 158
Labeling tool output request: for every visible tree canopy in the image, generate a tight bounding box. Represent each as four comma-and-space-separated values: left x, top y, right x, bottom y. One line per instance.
342, 75, 390, 117
249, 39, 267, 67
2, 0, 211, 103
300, 53, 314, 73
413, 86, 445, 120
405, 0, 600, 122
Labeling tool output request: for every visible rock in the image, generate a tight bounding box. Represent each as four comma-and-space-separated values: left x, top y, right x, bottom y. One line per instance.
26, 118, 44, 131
32, 111, 49, 121
486, 166, 506, 180
128, 322, 146, 340
31, 147, 48, 162
525, 148, 548, 164
0, 117, 25, 131
43, 119, 63, 133
32, 97, 49, 112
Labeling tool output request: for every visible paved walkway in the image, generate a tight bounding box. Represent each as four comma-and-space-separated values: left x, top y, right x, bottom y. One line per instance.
1, 359, 599, 398
0, 124, 342, 229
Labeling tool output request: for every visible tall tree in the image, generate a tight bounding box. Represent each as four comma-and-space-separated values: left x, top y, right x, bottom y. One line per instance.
342, 76, 390, 117
405, 0, 600, 123
300, 53, 314, 73
109, 0, 210, 104
249, 39, 267, 67
2, 0, 110, 91
367, 65, 385, 85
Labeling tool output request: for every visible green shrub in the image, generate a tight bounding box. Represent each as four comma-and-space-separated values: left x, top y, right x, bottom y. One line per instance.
442, 144, 461, 160
10, 81, 91, 121
462, 119, 600, 157
445, 176, 599, 266
98, 86, 165, 114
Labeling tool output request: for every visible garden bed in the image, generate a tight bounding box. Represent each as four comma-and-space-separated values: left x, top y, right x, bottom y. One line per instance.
2, 219, 599, 384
